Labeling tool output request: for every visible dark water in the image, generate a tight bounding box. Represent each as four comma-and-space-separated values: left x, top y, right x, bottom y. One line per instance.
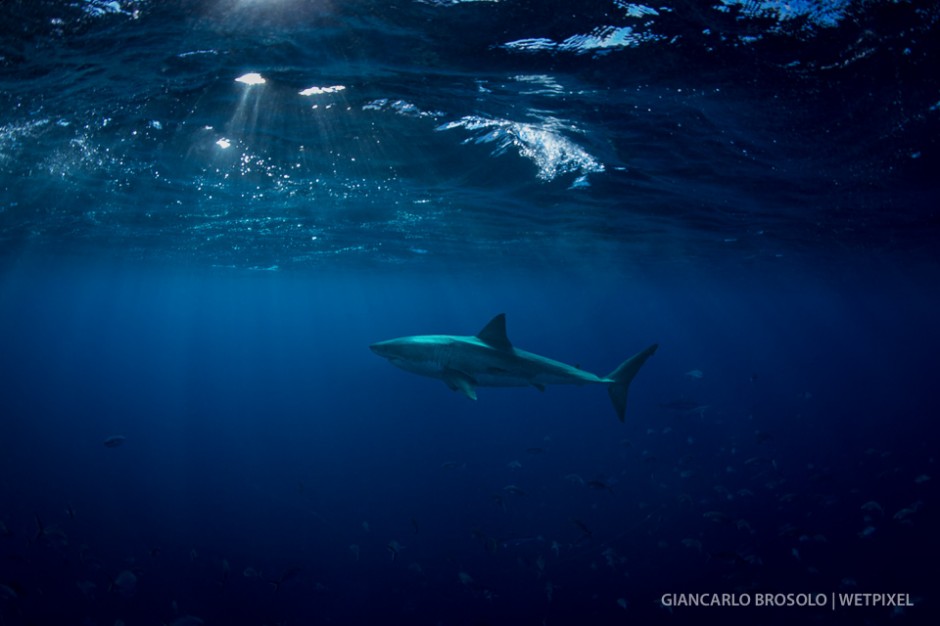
1, 1, 938, 625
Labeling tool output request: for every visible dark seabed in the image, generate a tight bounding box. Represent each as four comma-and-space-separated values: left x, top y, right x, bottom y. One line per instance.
1, 1, 939, 625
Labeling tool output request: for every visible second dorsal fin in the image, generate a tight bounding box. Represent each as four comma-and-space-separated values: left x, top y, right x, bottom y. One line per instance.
476, 314, 512, 351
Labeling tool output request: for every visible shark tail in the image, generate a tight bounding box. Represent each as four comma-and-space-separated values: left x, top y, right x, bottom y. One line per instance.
606, 344, 658, 422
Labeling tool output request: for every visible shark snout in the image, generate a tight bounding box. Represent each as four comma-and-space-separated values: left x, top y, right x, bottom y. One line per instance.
369, 341, 393, 358
370, 339, 411, 364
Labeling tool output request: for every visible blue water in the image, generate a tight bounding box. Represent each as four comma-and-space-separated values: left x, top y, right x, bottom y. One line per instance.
2, 1, 939, 625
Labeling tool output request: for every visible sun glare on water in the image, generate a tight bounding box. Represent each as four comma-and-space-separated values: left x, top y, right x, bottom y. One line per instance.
235, 73, 266, 86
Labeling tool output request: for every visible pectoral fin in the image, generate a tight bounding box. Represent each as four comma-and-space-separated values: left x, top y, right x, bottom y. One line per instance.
443, 369, 477, 400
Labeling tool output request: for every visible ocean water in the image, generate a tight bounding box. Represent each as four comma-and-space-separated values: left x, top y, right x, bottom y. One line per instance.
1, 1, 938, 625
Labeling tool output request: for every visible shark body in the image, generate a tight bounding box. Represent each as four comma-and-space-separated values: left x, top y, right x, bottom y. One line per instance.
369, 314, 657, 421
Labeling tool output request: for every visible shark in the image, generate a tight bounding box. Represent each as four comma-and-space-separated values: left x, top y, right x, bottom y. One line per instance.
370, 314, 658, 421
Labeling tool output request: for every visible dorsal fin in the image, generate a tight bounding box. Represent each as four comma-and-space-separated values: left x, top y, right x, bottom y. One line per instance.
477, 314, 512, 351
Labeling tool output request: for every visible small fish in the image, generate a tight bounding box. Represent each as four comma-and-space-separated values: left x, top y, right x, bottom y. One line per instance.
659, 400, 702, 412
572, 518, 592, 537
411, 517, 419, 534
458, 571, 474, 586
586, 480, 613, 493
112, 569, 138, 596
503, 485, 526, 496
778, 523, 803, 537
0, 583, 17, 601
703, 511, 732, 524
860, 500, 883, 514
32, 514, 66, 547
103, 435, 126, 448
216, 559, 230, 588
499, 535, 545, 550
744, 455, 772, 466
526, 447, 545, 455
710, 551, 748, 566
349, 544, 360, 561
387, 541, 403, 561
681, 538, 703, 552
168, 616, 204, 626
76, 579, 95, 598
893, 502, 923, 522
507, 460, 522, 470
482, 535, 499, 554
685, 369, 704, 379
617, 597, 628, 610
32, 514, 44, 543
659, 399, 707, 413
564, 473, 584, 485
270, 566, 302, 593
914, 474, 931, 484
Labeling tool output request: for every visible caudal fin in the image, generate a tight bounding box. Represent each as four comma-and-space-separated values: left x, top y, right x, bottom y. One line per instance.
606, 344, 658, 422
